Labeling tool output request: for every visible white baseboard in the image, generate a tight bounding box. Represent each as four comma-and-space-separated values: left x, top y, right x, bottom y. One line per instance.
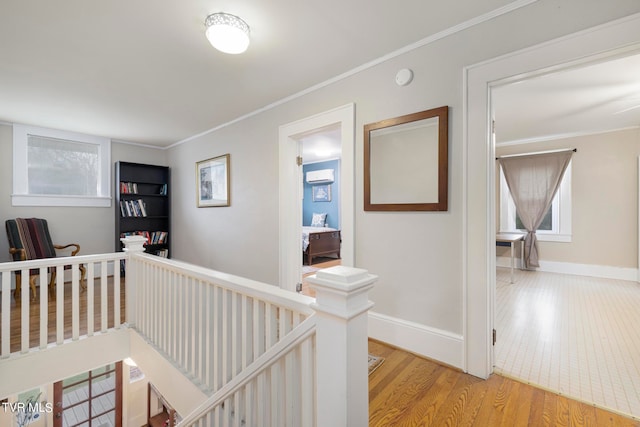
497, 256, 638, 281
368, 311, 464, 370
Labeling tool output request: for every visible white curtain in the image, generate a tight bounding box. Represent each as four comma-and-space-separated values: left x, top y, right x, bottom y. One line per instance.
498, 150, 573, 268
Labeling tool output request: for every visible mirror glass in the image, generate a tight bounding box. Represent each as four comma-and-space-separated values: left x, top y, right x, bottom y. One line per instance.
364, 106, 448, 211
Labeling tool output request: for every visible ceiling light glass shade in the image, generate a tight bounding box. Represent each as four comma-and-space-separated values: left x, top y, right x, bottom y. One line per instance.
205, 12, 250, 54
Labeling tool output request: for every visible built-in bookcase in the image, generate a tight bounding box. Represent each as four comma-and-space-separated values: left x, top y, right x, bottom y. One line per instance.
115, 161, 170, 258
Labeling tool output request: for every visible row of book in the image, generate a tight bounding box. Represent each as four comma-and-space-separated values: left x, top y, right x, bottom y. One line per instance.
120, 231, 168, 245
120, 182, 139, 194
120, 182, 168, 195
120, 199, 147, 217
153, 248, 169, 258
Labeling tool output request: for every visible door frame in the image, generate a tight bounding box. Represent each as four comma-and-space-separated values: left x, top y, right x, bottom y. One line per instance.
278, 103, 355, 291
53, 361, 123, 427
464, 13, 640, 378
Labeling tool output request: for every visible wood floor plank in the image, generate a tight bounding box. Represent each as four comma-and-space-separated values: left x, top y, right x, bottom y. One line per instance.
402, 366, 457, 426
448, 375, 490, 427
510, 380, 535, 426
369, 359, 441, 426
568, 397, 597, 427
427, 372, 485, 427
542, 390, 557, 426
526, 387, 547, 426
555, 394, 571, 427
473, 375, 507, 426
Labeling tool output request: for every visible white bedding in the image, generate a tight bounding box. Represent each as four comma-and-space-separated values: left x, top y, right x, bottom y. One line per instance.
302, 226, 337, 251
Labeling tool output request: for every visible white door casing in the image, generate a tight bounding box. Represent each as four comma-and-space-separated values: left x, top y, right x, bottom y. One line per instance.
278, 104, 355, 291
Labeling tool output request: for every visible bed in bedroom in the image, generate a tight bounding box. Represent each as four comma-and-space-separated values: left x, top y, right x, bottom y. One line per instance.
302, 226, 341, 265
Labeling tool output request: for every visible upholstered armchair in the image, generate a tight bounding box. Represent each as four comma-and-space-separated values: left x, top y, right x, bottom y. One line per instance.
5, 218, 86, 299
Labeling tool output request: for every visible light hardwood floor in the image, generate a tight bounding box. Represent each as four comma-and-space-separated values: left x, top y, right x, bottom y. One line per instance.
369, 339, 639, 426
495, 267, 640, 419
306, 259, 638, 424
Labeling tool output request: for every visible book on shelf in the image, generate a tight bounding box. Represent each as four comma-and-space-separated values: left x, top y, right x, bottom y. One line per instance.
159, 183, 167, 195
119, 199, 147, 217
120, 182, 139, 194
155, 248, 169, 258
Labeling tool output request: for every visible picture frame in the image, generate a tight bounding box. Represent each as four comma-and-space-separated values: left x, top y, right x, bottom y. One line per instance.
364, 106, 448, 211
196, 154, 230, 207
312, 184, 331, 202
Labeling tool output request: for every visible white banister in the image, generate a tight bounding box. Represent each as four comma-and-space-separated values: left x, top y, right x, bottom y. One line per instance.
177, 315, 318, 426
307, 266, 377, 427
121, 235, 146, 328
0, 252, 127, 360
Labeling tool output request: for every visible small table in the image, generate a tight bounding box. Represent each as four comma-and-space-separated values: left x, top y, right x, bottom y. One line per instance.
496, 233, 525, 283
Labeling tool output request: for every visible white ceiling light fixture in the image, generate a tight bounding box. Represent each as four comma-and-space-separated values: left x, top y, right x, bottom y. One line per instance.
205, 12, 250, 54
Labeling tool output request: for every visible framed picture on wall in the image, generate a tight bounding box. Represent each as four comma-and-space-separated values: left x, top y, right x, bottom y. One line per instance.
312, 184, 331, 202
196, 154, 230, 207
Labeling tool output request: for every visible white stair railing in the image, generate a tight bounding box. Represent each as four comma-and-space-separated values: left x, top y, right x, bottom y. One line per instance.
0, 252, 127, 359
178, 315, 317, 426
125, 250, 315, 397
122, 237, 377, 427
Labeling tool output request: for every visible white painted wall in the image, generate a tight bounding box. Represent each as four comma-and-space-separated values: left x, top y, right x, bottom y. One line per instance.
167, 1, 640, 372
496, 129, 640, 270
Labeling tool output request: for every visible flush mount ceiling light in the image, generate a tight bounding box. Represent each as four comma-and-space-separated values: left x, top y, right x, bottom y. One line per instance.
205, 12, 250, 54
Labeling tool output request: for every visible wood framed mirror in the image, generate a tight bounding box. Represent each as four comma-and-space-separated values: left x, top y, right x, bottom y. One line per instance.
364, 106, 448, 211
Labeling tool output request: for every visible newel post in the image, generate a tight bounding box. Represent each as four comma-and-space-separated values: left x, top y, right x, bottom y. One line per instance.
307, 266, 377, 427
120, 235, 147, 327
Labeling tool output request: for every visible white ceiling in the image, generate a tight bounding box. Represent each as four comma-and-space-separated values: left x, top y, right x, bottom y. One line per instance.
300, 126, 342, 164
2, 2, 638, 150
493, 53, 640, 145
0, 0, 515, 147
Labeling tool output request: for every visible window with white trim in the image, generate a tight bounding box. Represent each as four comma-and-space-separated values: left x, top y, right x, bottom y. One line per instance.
499, 161, 572, 242
12, 124, 111, 207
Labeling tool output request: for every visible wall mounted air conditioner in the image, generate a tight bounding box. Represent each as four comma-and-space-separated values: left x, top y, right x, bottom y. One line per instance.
306, 169, 334, 184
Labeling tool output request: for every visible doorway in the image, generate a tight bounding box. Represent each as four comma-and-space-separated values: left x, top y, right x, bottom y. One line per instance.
278, 104, 355, 292
490, 53, 640, 417
298, 124, 343, 295
464, 14, 640, 379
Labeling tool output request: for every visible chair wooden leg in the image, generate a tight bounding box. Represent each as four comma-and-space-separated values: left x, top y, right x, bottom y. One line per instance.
14, 272, 21, 299
79, 264, 87, 290
49, 270, 57, 295
29, 275, 37, 301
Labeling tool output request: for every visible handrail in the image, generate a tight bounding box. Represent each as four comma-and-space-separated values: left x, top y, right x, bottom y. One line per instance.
131, 252, 315, 316
0, 252, 127, 272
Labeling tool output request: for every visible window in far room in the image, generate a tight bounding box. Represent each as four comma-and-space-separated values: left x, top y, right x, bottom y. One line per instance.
499, 161, 572, 242
12, 124, 111, 207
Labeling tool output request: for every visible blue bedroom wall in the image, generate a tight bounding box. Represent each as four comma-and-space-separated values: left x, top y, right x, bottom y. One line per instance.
303, 159, 340, 229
